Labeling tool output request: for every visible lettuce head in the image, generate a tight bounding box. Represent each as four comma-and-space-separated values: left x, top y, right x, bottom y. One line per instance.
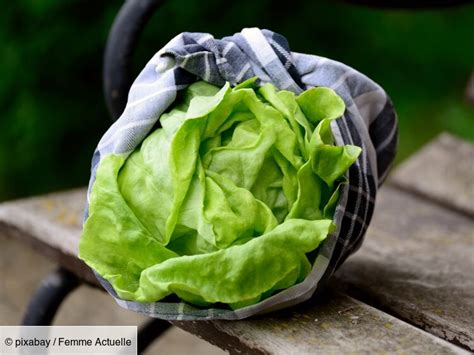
79, 78, 361, 309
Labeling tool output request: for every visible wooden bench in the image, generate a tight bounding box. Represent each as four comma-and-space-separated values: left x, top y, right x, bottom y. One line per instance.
1, 133, 472, 353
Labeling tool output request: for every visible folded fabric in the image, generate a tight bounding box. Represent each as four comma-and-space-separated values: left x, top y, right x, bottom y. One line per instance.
79, 28, 397, 320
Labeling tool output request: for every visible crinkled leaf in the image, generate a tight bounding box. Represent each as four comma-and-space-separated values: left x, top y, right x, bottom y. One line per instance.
79, 80, 360, 309
296, 87, 345, 124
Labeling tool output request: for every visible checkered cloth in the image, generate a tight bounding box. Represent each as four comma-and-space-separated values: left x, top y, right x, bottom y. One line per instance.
86, 28, 397, 320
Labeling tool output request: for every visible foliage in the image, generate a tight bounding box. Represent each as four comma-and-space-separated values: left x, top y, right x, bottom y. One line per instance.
1, 0, 473, 200
79, 81, 355, 307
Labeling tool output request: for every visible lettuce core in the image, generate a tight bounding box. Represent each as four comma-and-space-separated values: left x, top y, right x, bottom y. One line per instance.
79, 79, 361, 309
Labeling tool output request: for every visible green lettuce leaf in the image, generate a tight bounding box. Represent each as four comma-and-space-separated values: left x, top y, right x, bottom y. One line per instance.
79, 80, 360, 308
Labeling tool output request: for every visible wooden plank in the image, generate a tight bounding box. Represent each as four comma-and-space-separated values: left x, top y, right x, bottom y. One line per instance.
0, 134, 472, 352
391, 133, 474, 217
0, 191, 467, 353
173, 292, 466, 354
334, 185, 474, 350
0, 188, 97, 285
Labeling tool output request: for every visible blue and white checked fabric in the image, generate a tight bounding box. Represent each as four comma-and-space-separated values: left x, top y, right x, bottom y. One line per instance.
86, 28, 398, 320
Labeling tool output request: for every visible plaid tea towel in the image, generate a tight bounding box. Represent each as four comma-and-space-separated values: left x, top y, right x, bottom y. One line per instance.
86, 28, 397, 320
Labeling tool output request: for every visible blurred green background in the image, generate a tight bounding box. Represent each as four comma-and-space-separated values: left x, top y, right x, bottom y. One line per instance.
1, 0, 473, 201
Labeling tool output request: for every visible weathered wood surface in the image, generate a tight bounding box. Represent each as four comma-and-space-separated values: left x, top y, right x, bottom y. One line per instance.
334, 185, 474, 350
0, 188, 96, 285
0, 188, 465, 354
173, 293, 465, 355
334, 133, 474, 350
0, 133, 472, 353
391, 133, 474, 217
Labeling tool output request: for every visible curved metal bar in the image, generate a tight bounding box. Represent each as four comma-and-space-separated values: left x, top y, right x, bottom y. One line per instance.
21, 267, 172, 350
138, 319, 172, 352
103, 0, 165, 120
22, 268, 80, 325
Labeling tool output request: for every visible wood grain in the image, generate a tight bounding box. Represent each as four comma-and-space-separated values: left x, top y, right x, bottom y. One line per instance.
173, 292, 466, 354
334, 137, 474, 350
0, 188, 97, 285
0, 187, 468, 353
0, 135, 472, 353
391, 133, 474, 217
